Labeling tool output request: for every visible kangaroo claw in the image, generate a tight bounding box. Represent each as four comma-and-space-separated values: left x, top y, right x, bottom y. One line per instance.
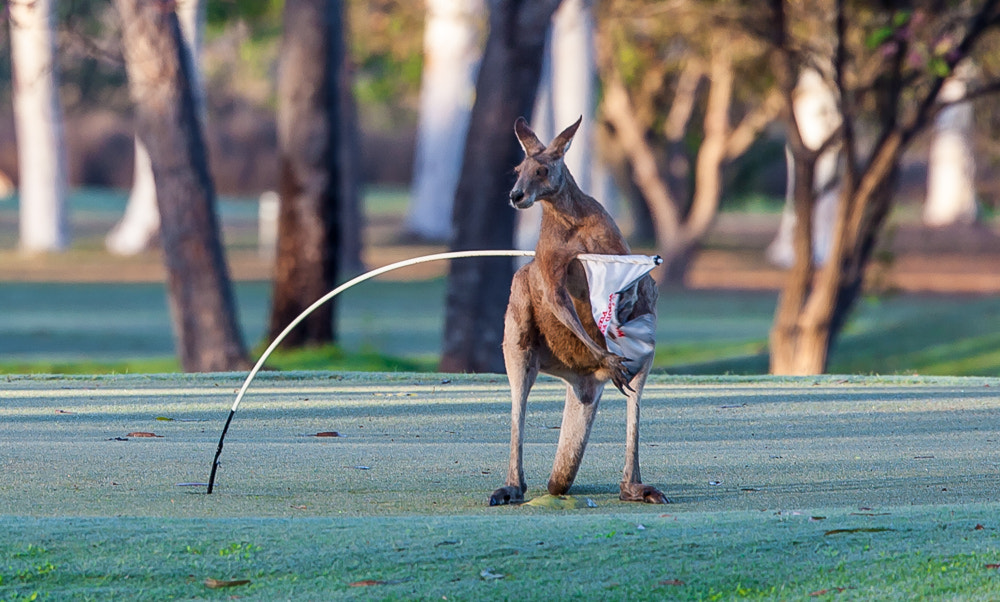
620, 482, 670, 504
604, 354, 635, 395
489, 485, 525, 506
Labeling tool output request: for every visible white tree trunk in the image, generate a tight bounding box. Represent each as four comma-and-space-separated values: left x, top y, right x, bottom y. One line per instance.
924, 66, 977, 226
11, 0, 69, 253
516, 0, 603, 252
106, 0, 206, 255
406, 0, 484, 242
767, 68, 841, 268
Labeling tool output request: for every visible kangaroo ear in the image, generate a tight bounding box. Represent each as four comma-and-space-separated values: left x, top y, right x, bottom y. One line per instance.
514, 117, 545, 156
549, 116, 582, 158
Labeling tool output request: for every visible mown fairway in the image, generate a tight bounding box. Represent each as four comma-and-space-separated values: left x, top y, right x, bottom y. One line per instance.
3, 373, 1000, 599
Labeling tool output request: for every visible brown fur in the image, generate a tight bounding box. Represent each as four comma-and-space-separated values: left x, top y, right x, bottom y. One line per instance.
488, 117, 668, 506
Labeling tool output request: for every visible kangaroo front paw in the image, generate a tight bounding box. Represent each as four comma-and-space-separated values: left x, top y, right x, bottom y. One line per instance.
489, 485, 525, 506
602, 354, 635, 395
619, 482, 670, 504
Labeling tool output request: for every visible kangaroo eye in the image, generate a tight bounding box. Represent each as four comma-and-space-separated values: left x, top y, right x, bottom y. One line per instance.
536, 166, 549, 177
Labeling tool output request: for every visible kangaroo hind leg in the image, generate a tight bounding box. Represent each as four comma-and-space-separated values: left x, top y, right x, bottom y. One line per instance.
490, 269, 538, 506
619, 356, 669, 504
547, 377, 603, 495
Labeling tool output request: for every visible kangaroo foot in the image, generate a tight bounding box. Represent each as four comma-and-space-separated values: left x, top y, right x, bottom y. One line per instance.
489, 485, 525, 506
619, 482, 670, 504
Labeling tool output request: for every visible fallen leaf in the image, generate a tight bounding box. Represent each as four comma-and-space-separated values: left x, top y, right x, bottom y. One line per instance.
204, 578, 251, 589
349, 579, 386, 587
480, 568, 505, 580
985, 564, 1000, 569
659, 579, 685, 586
313, 431, 340, 437
126, 432, 162, 438
810, 588, 846, 596
823, 527, 893, 536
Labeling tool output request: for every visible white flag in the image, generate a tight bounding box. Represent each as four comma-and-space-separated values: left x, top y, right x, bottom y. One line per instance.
576, 253, 661, 377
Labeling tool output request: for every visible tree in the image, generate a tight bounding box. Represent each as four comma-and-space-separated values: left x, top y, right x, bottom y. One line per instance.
105, 0, 206, 256
597, 1, 780, 284
114, 0, 249, 372
406, 0, 485, 242
924, 62, 978, 226
266, 0, 346, 348
768, 0, 1000, 375
439, 0, 563, 374
515, 0, 602, 252
766, 68, 843, 268
10, 0, 69, 253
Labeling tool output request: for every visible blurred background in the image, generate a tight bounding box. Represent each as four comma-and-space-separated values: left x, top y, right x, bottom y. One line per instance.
1, 0, 999, 376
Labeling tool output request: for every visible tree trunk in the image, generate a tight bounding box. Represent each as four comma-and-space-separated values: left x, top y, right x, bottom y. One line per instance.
106, 0, 206, 256
10, 0, 69, 253
338, 40, 364, 276
766, 68, 842, 268
924, 64, 977, 227
515, 0, 599, 253
266, 0, 344, 348
439, 0, 562, 374
115, 0, 249, 372
406, 0, 484, 242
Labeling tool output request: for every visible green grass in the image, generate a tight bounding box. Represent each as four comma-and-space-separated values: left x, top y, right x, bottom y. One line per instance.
4, 373, 1000, 599
4, 507, 1000, 600
2, 282, 999, 377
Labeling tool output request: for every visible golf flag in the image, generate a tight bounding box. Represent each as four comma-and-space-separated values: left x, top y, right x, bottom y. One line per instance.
577, 253, 661, 377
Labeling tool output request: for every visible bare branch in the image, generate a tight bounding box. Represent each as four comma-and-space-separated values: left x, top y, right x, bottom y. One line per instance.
662, 57, 704, 143
724, 87, 783, 160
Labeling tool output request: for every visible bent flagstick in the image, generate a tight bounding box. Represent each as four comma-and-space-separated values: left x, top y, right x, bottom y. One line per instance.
206, 250, 535, 493
206, 250, 660, 493
577, 254, 661, 377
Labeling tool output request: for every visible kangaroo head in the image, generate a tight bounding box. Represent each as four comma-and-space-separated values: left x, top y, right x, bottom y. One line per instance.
508, 116, 581, 210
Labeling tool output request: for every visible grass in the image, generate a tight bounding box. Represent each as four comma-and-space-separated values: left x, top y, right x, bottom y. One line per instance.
2, 280, 999, 377
4, 507, 1000, 600
4, 372, 1000, 599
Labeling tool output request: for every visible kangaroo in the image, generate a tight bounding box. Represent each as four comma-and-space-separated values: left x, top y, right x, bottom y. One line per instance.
489, 116, 668, 506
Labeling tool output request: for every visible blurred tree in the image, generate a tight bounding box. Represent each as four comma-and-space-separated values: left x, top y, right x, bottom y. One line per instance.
10, 0, 69, 253
439, 0, 563, 374
766, 68, 843, 268
105, 0, 205, 256
597, 0, 780, 285
266, 0, 347, 347
516, 0, 602, 252
768, 0, 1000, 375
406, 0, 484, 242
924, 61, 978, 226
114, 0, 249, 372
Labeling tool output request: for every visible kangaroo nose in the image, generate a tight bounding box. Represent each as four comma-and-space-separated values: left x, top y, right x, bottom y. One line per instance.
509, 190, 524, 205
